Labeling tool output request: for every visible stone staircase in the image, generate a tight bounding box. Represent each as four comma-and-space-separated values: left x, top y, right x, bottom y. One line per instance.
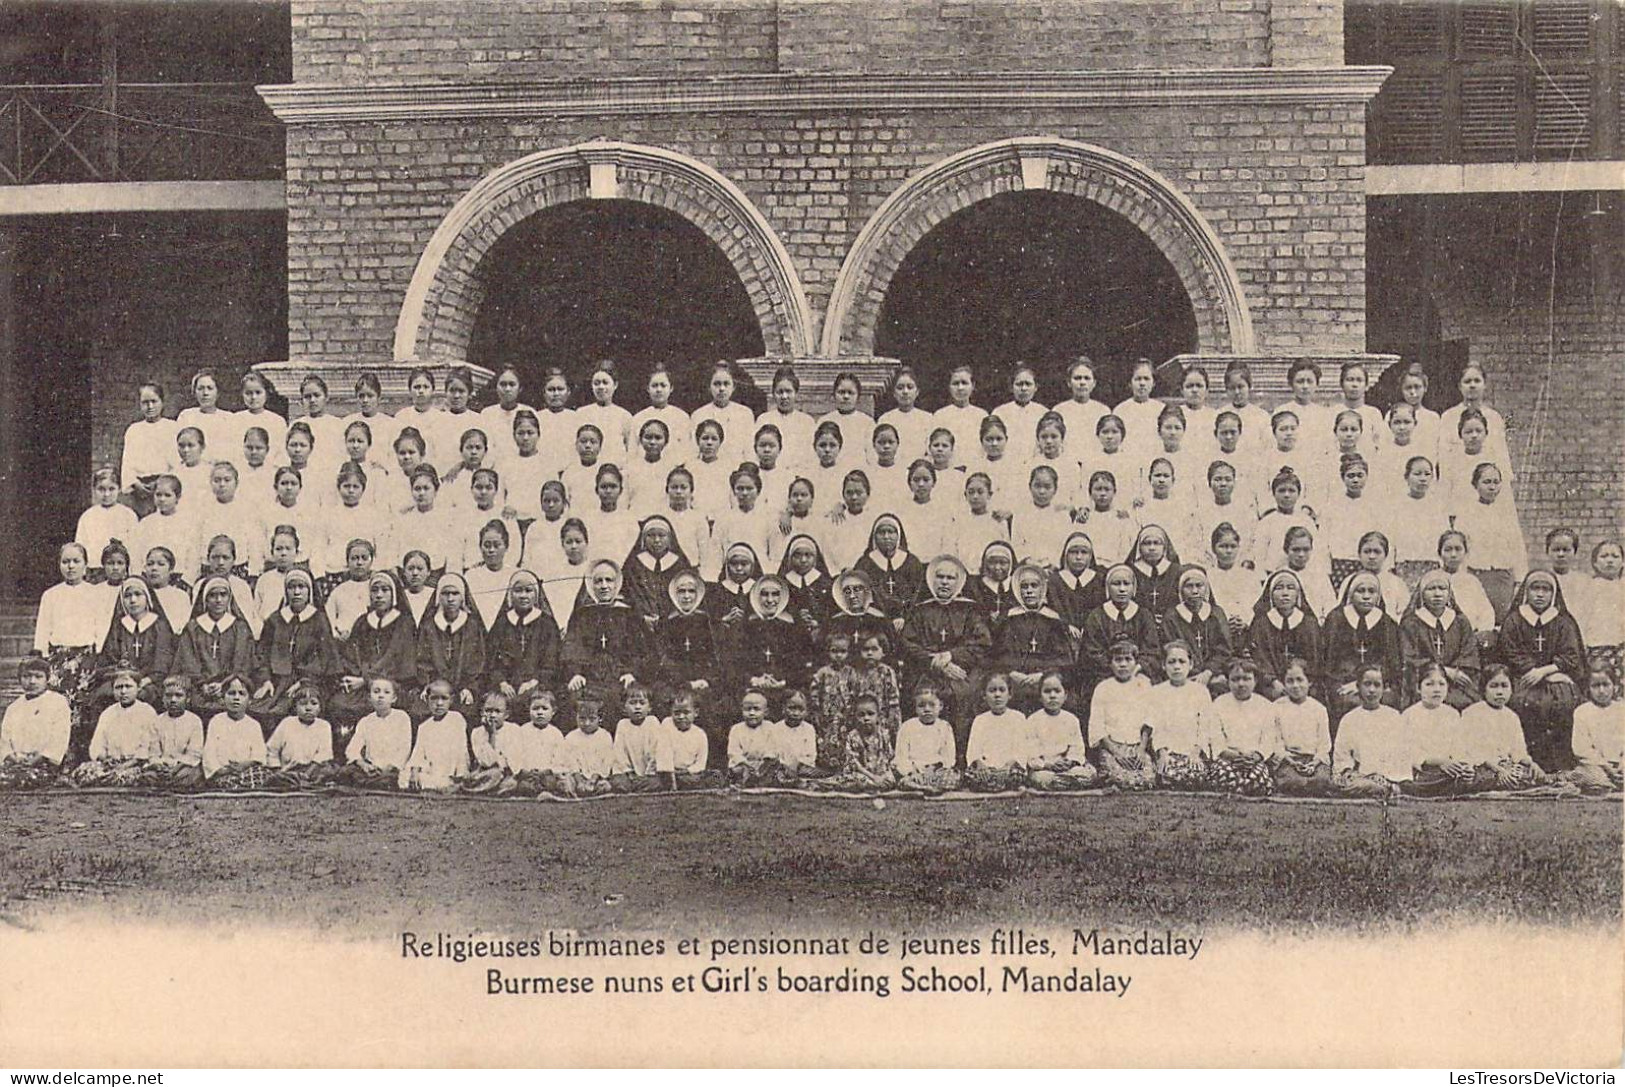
0, 607, 38, 711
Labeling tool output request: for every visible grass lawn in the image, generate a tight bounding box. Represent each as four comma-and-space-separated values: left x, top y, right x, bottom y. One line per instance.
0, 791, 1618, 936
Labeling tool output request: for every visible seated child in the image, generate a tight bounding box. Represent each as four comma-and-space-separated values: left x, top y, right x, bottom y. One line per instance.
1402, 662, 1476, 796
141, 675, 205, 790
557, 696, 615, 797
1455, 664, 1551, 793
1148, 641, 1212, 790
964, 673, 1033, 792
727, 691, 785, 787
1024, 673, 1099, 790
767, 689, 821, 779
341, 677, 414, 789
1205, 658, 1276, 796
611, 685, 664, 793
501, 690, 565, 797
1088, 640, 1156, 790
655, 690, 722, 791
202, 674, 269, 786
824, 693, 896, 792
400, 679, 471, 792
0, 658, 72, 786
1331, 666, 1409, 798
74, 668, 158, 786
1270, 658, 1333, 796
1567, 667, 1623, 795
893, 684, 960, 793
265, 687, 337, 786
464, 691, 517, 793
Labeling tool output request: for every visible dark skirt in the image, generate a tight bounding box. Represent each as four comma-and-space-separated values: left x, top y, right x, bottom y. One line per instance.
1511, 676, 1581, 772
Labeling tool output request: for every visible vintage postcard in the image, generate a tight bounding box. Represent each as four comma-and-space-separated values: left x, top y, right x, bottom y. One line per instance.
0, 0, 1620, 1069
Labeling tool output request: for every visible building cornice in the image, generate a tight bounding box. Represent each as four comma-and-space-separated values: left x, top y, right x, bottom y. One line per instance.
258, 67, 1392, 125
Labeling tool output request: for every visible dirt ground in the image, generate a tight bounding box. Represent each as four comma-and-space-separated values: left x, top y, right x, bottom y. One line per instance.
0, 791, 1618, 936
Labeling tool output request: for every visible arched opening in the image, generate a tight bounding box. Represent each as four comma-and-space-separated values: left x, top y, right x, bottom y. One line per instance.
467, 199, 766, 410
874, 190, 1199, 409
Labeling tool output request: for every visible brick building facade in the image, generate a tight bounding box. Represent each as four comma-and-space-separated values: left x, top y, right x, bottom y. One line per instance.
263, 0, 1382, 373
9, 0, 1619, 600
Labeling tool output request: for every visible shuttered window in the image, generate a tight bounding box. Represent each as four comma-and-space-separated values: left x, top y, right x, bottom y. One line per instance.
1349, 0, 1618, 165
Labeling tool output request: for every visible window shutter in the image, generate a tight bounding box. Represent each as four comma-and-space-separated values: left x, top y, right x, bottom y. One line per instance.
1459, 73, 1520, 158
1386, 3, 1446, 55
1532, 1, 1594, 57
1534, 71, 1593, 155
1378, 72, 1447, 162
1460, 1, 1517, 57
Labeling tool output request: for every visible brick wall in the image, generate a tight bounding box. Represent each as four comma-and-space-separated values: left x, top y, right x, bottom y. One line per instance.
285, 103, 1367, 363
290, 0, 1348, 83
775, 0, 1272, 72
1267, 0, 1342, 68
1370, 194, 1625, 565
291, 0, 779, 84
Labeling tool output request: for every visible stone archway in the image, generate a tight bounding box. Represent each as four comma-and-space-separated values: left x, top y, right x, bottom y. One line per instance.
394, 139, 816, 362
821, 136, 1256, 358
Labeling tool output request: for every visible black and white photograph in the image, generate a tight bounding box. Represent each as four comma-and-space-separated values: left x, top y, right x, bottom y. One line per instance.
0, 0, 1620, 1070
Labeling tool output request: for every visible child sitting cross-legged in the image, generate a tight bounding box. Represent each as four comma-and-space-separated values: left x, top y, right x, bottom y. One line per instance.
655, 690, 722, 791
1148, 640, 1213, 790
1269, 657, 1334, 796
963, 673, 1032, 792
201, 674, 269, 788
1565, 666, 1622, 795
463, 691, 518, 794
1444, 663, 1559, 795
1088, 640, 1156, 790
820, 693, 897, 792
339, 677, 414, 790
139, 674, 205, 791
1331, 665, 1408, 799
610, 684, 664, 793
1024, 672, 1099, 791
766, 689, 822, 782
727, 690, 785, 787
557, 696, 615, 797
399, 679, 471, 793
0, 657, 72, 788
1205, 657, 1276, 796
73, 667, 158, 787
893, 684, 959, 793
497, 689, 564, 797
1402, 662, 1479, 797
265, 686, 338, 788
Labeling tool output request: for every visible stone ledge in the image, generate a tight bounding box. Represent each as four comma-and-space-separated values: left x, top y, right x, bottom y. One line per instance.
251, 358, 494, 412
259, 67, 1393, 124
